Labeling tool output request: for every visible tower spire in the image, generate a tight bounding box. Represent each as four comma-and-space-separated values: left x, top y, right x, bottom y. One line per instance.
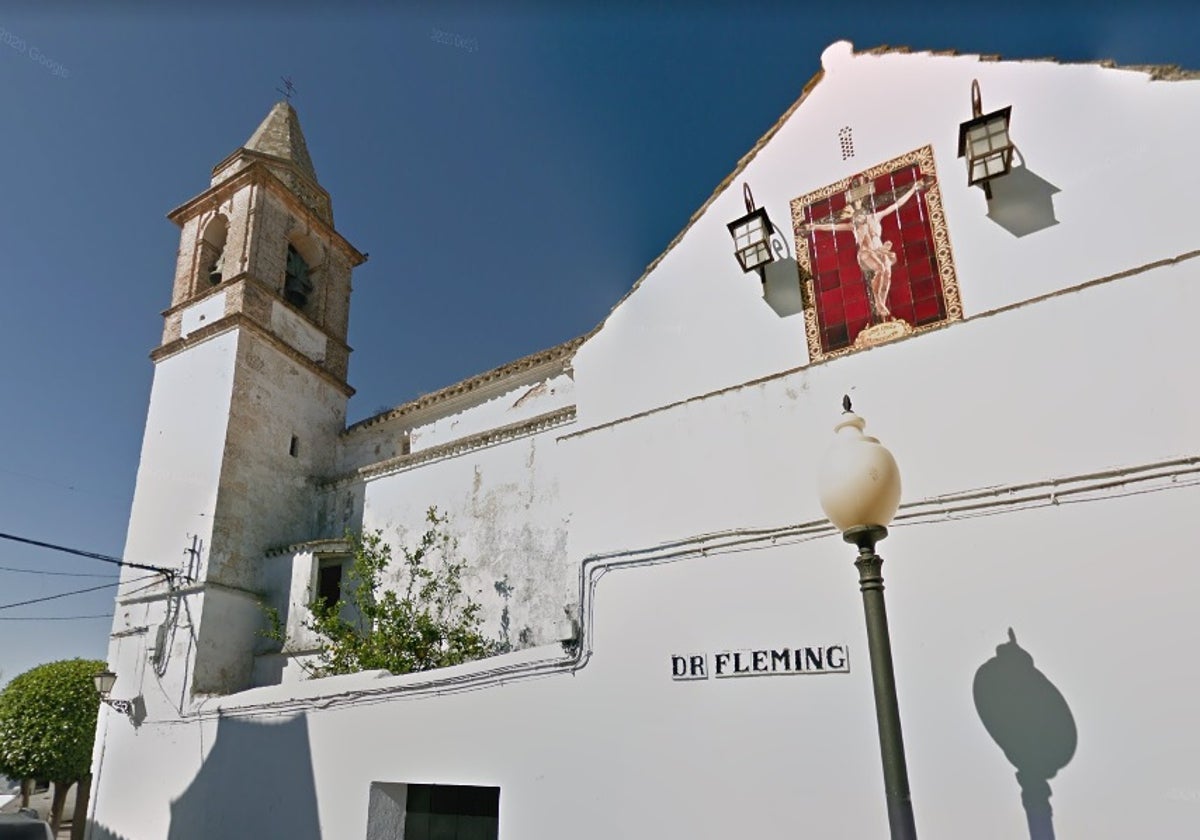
243, 100, 319, 185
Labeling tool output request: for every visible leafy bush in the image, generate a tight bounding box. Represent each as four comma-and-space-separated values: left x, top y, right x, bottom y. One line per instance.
266, 508, 498, 677
0, 658, 105, 833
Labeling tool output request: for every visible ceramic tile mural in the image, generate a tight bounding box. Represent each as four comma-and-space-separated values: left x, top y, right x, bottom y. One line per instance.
791, 145, 961, 360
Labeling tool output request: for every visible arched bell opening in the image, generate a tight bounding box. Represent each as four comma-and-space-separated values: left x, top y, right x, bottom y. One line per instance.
284, 232, 324, 316
197, 214, 229, 292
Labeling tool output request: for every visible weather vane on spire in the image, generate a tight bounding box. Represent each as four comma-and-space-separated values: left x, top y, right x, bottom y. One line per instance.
276, 76, 297, 102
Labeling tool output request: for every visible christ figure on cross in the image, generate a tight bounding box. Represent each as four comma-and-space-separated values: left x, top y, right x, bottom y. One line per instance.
799, 174, 933, 322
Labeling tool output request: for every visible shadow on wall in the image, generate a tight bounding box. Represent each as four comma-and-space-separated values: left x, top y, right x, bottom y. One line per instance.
165, 714, 322, 840
974, 628, 1077, 840
985, 153, 1060, 238
85, 825, 131, 840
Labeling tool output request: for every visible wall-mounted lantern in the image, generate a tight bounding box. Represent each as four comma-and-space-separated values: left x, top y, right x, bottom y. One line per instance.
957, 79, 1014, 199
727, 183, 776, 280
93, 669, 135, 717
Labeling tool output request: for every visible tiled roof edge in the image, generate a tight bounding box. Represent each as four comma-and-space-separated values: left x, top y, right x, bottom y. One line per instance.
343, 336, 585, 435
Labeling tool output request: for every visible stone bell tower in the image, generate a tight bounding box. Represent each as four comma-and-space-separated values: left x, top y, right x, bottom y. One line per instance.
116, 102, 366, 697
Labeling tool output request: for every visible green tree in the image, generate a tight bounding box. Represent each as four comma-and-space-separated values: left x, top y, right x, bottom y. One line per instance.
0, 658, 105, 835
267, 508, 498, 677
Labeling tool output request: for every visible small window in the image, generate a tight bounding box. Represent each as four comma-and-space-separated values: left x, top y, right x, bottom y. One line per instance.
406, 784, 499, 840
289, 435, 299, 457
316, 559, 344, 610
368, 783, 500, 840
284, 244, 313, 309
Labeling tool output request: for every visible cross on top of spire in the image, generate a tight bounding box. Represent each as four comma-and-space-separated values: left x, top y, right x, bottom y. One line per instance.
276, 76, 296, 102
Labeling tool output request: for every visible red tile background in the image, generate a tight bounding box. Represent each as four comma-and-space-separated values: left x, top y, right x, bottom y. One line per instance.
799, 164, 947, 354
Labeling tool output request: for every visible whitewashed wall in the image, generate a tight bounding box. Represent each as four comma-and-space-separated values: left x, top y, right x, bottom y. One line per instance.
356, 419, 574, 650
104, 332, 240, 719
90, 43, 1200, 840
573, 41, 1200, 429
408, 373, 573, 453
563, 258, 1198, 560
88, 478, 1200, 839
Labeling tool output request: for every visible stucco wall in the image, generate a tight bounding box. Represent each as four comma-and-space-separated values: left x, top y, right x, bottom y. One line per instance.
355, 419, 574, 651
89, 478, 1200, 839
572, 41, 1200, 430
408, 373, 574, 453
337, 369, 575, 474
106, 332, 239, 719
563, 257, 1198, 561
91, 43, 1200, 840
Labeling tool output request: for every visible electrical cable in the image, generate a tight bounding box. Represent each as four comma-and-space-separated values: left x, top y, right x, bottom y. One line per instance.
133, 458, 1200, 724
0, 563, 117, 578
0, 581, 120, 611
0, 573, 160, 612
0, 530, 177, 579
0, 614, 113, 621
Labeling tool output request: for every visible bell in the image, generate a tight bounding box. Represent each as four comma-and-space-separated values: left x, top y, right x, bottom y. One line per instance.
207, 248, 225, 285
284, 244, 313, 308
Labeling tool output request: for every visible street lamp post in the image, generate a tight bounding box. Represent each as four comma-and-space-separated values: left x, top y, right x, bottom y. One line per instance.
817, 396, 917, 840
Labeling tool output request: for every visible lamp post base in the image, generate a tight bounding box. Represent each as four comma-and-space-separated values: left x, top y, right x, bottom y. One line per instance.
844, 525, 918, 840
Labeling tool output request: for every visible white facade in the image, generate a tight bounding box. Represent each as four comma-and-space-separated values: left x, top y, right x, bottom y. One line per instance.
89, 44, 1200, 839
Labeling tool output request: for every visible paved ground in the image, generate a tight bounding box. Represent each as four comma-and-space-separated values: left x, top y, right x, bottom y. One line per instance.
0, 786, 78, 837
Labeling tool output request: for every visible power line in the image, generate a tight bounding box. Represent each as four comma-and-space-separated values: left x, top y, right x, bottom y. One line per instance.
0, 614, 113, 621
0, 531, 177, 579
0, 581, 119, 611
0, 564, 116, 579
0, 574, 160, 612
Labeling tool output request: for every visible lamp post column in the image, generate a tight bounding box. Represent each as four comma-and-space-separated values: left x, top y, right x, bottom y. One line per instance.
817, 397, 918, 840
846, 524, 917, 840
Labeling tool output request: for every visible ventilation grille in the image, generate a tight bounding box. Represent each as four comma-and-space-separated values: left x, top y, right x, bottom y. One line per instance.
838, 126, 855, 160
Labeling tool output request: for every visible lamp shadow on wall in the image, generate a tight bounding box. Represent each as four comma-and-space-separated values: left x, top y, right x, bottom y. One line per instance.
973, 628, 1077, 840
986, 153, 1060, 238
166, 714, 322, 840
761, 258, 805, 318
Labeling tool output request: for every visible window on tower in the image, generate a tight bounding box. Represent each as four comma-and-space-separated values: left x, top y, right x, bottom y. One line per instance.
284, 243, 314, 309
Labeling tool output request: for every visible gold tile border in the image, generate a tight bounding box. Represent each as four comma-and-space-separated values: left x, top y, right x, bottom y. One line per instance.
790, 144, 961, 362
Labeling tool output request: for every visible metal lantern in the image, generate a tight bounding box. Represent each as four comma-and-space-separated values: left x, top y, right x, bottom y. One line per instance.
957, 80, 1014, 198
93, 669, 118, 697
93, 669, 136, 717
727, 183, 776, 277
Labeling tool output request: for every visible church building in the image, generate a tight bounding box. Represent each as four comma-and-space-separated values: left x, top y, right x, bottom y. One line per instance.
88, 42, 1200, 839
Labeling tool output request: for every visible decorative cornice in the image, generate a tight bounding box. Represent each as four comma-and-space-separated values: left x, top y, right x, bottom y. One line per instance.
162, 272, 352, 357
118, 578, 264, 606
151, 311, 355, 398
327, 405, 576, 487
343, 337, 585, 435
166, 162, 366, 266
264, 538, 351, 558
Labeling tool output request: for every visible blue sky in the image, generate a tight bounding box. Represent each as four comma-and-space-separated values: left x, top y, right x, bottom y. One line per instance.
1, 2, 1196, 684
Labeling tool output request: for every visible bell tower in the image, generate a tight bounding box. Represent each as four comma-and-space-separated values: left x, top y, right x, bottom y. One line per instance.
160, 100, 360, 382
116, 102, 366, 698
